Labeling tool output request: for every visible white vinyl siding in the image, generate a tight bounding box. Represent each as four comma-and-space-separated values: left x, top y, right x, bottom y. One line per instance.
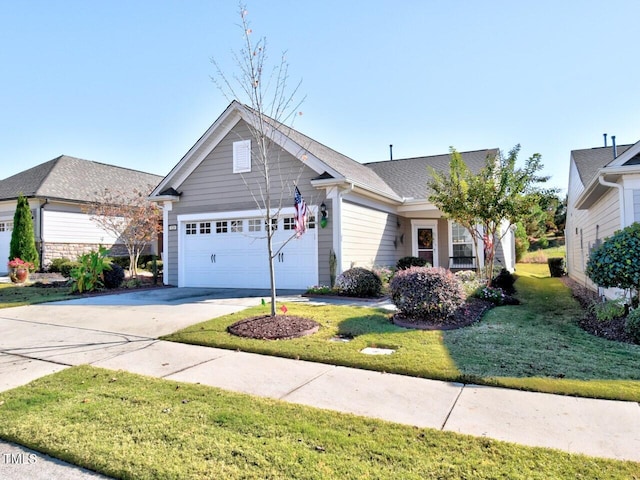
42, 211, 122, 244
341, 201, 397, 271
232, 139, 251, 173
634, 190, 640, 222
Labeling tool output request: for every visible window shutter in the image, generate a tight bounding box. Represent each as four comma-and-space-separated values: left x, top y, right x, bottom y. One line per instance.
233, 140, 251, 173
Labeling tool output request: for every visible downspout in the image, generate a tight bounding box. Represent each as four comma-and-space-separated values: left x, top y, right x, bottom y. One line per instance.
598, 175, 625, 229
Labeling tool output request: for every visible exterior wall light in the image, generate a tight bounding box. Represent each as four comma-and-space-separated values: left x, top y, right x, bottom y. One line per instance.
320, 202, 328, 228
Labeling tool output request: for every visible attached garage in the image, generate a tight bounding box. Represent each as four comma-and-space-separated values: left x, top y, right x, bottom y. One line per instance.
178, 208, 318, 289
0, 219, 13, 273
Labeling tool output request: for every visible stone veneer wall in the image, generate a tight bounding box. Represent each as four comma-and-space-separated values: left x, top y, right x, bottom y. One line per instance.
41, 242, 129, 268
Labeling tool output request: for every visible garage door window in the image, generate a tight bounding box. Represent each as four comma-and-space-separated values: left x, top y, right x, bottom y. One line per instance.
216, 221, 228, 233
0, 221, 13, 232
283, 217, 295, 230
186, 223, 197, 235
248, 219, 261, 232
200, 222, 211, 234
230, 220, 243, 232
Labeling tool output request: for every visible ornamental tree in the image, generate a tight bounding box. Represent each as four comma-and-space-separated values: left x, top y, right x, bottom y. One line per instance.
427, 145, 548, 284
586, 222, 640, 305
211, 5, 309, 316
85, 187, 161, 277
9, 194, 39, 270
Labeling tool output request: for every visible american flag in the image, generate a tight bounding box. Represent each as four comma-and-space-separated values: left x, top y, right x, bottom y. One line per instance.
294, 186, 308, 238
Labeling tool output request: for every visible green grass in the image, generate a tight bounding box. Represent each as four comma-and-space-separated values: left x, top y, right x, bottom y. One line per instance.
521, 244, 566, 263
0, 283, 69, 308
0, 366, 636, 479
163, 264, 640, 402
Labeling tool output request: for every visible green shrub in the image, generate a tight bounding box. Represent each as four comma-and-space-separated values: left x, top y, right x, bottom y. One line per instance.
587, 223, 640, 305
371, 265, 393, 285
59, 260, 80, 278
475, 286, 507, 305
103, 262, 125, 289
389, 266, 464, 321
109, 256, 130, 270
590, 298, 626, 322
455, 270, 483, 297
625, 309, 640, 344
48, 258, 71, 273
491, 268, 516, 294
396, 256, 429, 270
70, 247, 111, 293
547, 257, 566, 277
335, 267, 382, 297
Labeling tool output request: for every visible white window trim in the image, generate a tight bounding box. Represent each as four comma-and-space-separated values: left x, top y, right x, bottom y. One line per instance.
448, 221, 477, 269
411, 219, 438, 267
233, 139, 251, 173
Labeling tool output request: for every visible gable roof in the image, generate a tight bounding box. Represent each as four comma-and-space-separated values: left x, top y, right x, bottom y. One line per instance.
151, 101, 497, 205
365, 149, 497, 200
0, 155, 163, 203
571, 144, 633, 187
151, 101, 402, 202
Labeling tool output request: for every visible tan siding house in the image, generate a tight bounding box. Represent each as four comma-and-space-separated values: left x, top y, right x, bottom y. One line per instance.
151, 101, 514, 290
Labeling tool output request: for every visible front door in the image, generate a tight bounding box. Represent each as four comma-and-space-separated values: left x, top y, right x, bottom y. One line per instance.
412, 220, 438, 267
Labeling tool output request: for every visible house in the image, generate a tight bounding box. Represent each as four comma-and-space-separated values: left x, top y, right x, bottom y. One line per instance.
150, 101, 515, 289
0, 155, 163, 273
566, 137, 640, 296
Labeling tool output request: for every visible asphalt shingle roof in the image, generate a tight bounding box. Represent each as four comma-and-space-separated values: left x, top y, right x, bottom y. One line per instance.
0, 155, 163, 203
365, 149, 497, 199
571, 145, 632, 187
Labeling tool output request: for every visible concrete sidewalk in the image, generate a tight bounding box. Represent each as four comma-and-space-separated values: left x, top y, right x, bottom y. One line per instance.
0, 288, 638, 479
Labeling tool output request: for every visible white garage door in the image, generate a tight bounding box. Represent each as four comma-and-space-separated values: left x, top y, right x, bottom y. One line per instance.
0, 220, 13, 273
180, 211, 318, 289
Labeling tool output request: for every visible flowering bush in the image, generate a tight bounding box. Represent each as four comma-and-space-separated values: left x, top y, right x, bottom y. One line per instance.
389, 266, 465, 321
306, 285, 335, 295
335, 267, 382, 297
456, 270, 484, 297
476, 286, 507, 305
8, 258, 34, 270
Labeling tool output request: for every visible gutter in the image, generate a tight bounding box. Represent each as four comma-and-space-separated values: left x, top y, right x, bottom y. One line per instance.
598, 175, 625, 229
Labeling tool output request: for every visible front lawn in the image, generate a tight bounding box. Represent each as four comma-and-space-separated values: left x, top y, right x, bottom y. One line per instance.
0, 283, 69, 308
0, 366, 636, 479
163, 264, 640, 402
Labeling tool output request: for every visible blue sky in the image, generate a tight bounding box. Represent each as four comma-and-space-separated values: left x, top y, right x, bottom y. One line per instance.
2, 1, 638, 193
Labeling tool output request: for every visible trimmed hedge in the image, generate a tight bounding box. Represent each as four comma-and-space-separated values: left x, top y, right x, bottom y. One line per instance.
389, 266, 464, 321
335, 267, 382, 298
396, 256, 429, 270
547, 257, 566, 277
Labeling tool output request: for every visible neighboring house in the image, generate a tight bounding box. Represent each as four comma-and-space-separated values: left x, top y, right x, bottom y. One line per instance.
566, 138, 640, 297
0, 155, 163, 273
150, 101, 515, 289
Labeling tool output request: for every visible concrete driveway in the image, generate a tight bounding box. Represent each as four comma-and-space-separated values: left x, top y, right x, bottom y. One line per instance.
0, 287, 302, 389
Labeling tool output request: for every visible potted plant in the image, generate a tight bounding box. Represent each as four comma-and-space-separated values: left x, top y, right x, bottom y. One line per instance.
8, 257, 34, 284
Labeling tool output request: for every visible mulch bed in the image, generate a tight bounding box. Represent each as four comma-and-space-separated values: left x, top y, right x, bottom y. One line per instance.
392, 298, 495, 330
227, 315, 320, 340
561, 276, 637, 344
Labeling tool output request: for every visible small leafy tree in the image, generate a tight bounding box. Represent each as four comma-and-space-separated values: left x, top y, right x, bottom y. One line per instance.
70, 246, 112, 293
586, 222, 640, 306
9, 194, 39, 270
86, 187, 161, 277
428, 145, 548, 284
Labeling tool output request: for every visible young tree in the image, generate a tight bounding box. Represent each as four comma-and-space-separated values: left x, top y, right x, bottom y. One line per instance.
427, 145, 548, 284
211, 5, 308, 316
9, 194, 39, 269
85, 187, 161, 277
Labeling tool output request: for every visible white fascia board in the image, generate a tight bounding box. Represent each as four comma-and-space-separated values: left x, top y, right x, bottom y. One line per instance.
149, 195, 180, 203
575, 165, 640, 209
398, 200, 440, 213
606, 139, 640, 167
